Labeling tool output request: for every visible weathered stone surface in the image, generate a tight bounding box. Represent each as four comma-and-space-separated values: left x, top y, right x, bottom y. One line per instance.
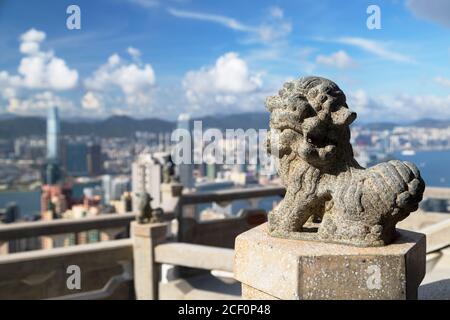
266, 76, 425, 246
132, 222, 167, 300
234, 223, 426, 300
242, 284, 278, 300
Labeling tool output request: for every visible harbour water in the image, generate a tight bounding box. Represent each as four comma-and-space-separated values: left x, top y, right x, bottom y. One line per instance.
393, 150, 450, 188
0, 190, 41, 218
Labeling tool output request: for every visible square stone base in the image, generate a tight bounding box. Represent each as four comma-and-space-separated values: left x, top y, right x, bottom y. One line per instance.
234, 223, 426, 300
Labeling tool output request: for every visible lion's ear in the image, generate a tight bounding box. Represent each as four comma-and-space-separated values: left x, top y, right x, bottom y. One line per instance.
265, 96, 278, 112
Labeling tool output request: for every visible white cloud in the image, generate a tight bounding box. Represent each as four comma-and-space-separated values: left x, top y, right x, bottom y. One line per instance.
347, 89, 385, 115
85, 52, 156, 106
183, 52, 265, 113
269, 6, 284, 19
168, 7, 291, 43
347, 89, 450, 122
20, 28, 46, 44
127, 0, 160, 8
2, 28, 78, 91
184, 52, 261, 96
127, 46, 141, 59
0, 71, 21, 100
387, 94, 450, 120
0, 28, 79, 116
435, 76, 450, 88
168, 8, 254, 32
82, 91, 103, 110
316, 50, 356, 69
108, 53, 121, 66
6, 91, 76, 116
334, 37, 414, 63
19, 41, 40, 55
406, 0, 450, 28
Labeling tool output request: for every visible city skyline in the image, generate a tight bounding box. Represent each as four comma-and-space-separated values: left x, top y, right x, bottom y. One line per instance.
0, 0, 450, 122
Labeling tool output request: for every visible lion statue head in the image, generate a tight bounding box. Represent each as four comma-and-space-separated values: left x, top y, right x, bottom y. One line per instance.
266, 76, 357, 172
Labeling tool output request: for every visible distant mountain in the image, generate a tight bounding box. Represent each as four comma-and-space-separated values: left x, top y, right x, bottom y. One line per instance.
410, 118, 450, 128
0, 115, 173, 139
353, 121, 399, 131
0, 116, 46, 138
0, 112, 449, 139
61, 115, 174, 138
197, 112, 270, 131
0, 113, 269, 139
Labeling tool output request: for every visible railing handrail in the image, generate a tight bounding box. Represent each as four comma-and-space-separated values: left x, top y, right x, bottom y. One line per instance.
0, 213, 136, 241
155, 242, 234, 272
421, 218, 450, 253
0, 238, 133, 263
180, 185, 285, 205
423, 187, 450, 200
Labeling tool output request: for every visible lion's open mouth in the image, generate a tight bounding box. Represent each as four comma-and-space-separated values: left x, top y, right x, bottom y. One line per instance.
306, 132, 331, 148
305, 129, 337, 149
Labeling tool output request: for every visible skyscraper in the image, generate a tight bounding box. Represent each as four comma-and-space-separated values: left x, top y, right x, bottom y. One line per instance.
43, 106, 62, 185
177, 113, 194, 189
46, 106, 60, 162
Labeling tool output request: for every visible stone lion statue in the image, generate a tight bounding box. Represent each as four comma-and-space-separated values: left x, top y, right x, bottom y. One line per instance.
136, 192, 164, 224
266, 76, 425, 246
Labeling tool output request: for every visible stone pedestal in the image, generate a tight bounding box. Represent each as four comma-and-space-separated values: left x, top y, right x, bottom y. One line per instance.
132, 221, 167, 300
234, 223, 426, 300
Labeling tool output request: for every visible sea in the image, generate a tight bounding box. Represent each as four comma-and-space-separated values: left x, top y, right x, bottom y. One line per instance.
393, 150, 450, 188
1, 149, 450, 219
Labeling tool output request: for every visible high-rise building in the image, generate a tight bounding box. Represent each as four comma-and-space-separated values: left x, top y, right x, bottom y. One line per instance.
177, 113, 194, 189
43, 107, 62, 185
102, 175, 112, 205
131, 153, 162, 210
64, 143, 88, 176
87, 143, 102, 176
111, 176, 131, 201
102, 175, 131, 205
47, 107, 60, 162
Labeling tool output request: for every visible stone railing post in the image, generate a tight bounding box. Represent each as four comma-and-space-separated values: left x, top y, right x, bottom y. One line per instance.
131, 221, 167, 300
234, 223, 426, 300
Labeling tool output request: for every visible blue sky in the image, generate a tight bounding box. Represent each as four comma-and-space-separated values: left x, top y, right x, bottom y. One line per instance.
0, 0, 449, 122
